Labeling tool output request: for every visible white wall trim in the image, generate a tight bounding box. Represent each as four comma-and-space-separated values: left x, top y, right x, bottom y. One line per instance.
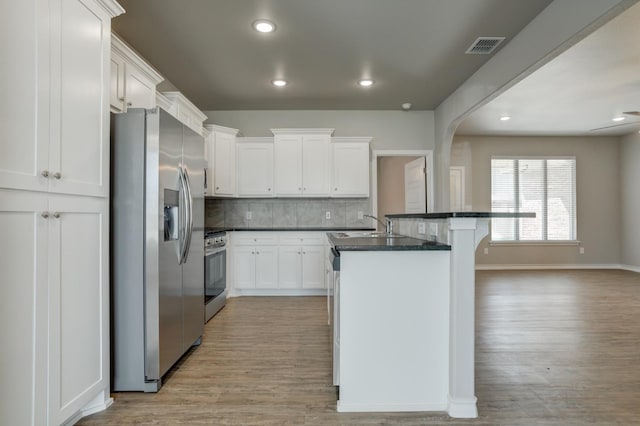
476, 263, 625, 271
228, 289, 326, 297
372, 149, 434, 217
619, 264, 640, 274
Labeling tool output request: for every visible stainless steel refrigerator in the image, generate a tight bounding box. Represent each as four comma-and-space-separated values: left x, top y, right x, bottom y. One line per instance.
111, 108, 204, 392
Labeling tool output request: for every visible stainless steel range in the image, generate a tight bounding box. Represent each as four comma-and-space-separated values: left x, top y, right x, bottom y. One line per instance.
204, 230, 227, 322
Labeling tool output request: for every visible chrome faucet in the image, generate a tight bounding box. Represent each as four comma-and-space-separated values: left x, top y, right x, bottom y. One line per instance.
363, 214, 393, 234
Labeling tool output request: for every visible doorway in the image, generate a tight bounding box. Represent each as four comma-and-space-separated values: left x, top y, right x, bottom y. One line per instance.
371, 150, 433, 226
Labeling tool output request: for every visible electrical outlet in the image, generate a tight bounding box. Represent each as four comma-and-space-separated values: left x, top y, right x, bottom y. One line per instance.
579, 247, 585, 254
357, 211, 364, 220
326, 211, 331, 220
418, 222, 426, 234
484, 247, 489, 255
428, 223, 438, 236
246, 211, 252, 220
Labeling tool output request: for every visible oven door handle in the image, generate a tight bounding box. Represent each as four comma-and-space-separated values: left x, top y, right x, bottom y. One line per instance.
205, 246, 227, 256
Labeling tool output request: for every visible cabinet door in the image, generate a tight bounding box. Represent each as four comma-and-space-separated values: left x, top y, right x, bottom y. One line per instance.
278, 246, 302, 289
0, 190, 48, 426
48, 195, 108, 425
49, 0, 110, 198
237, 143, 274, 196
332, 143, 370, 197
255, 246, 278, 289
302, 135, 330, 196
274, 135, 302, 196
110, 51, 126, 113
0, 0, 49, 193
124, 65, 157, 110
233, 247, 256, 289
204, 133, 215, 196
302, 245, 325, 289
213, 132, 236, 195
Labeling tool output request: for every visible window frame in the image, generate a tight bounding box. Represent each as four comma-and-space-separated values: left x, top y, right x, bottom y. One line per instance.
490, 155, 577, 244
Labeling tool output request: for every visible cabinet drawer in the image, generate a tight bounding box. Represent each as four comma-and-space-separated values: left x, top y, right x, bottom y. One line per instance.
233, 233, 278, 246
279, 233, 325, 246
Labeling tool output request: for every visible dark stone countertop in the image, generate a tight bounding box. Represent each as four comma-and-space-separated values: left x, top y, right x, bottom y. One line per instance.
386, 211, 536, 219
206, 227, 375, 233
328, 233, 451, 252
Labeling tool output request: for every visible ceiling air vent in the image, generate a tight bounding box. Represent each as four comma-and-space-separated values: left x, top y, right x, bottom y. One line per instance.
465, 37, 505, 54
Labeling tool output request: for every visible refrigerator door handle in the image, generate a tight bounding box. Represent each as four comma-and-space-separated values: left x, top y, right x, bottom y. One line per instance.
182, 167, 194, 263
178, 166, 189, 264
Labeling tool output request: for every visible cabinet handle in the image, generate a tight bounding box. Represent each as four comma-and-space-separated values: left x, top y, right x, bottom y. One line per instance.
53, 172, 61, 180
53, 212, 60, 218
252, 251, 255, 254
256, 251, 259, 255
41, 170, 49, 178
268, 188, 271, 191
41, 212, 49, 218
334, 187, 338, 191
298, 252, 301, 255
299, 187, 302, 191
127, 101, 133, 107
303, 187, 306, 191
216, 186, 220, 190
303, 251, 306, 255
118, 97, 125, 102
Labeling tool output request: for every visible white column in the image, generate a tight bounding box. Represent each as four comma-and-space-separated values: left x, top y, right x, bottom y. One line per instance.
446, 217, 489, 418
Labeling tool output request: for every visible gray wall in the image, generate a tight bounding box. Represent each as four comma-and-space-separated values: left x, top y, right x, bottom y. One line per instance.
204, 110, 434, 151
453, 135, 621, 266
620, 132, 640, 269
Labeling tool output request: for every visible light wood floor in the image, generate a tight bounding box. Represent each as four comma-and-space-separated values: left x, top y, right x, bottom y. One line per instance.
80, 269, 640, 425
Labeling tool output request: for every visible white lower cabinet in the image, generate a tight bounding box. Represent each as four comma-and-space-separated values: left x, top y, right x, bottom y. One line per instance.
232, 234, 278, 289
230, 232, 327, 293
0, 190, 109, 425
278, 245, 324, 289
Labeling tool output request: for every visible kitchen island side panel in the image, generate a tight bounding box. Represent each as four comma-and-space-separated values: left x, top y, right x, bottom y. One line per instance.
338, 250, 450, 412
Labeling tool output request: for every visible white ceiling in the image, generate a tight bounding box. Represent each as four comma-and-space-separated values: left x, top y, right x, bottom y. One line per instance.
112, 0, 553, 111
456, 1, 640, 137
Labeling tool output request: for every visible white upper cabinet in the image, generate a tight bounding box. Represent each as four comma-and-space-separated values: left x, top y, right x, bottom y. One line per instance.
0, 0, 120, 198
161, 91, 208, 135
110, 33, 163, 113
331, 137, 371, 197
272, 129, 333, 197
204, 125, 239, 197
236, 138, 274, 197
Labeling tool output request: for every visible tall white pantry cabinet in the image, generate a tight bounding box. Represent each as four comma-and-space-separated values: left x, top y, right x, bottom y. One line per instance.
0, 0, 124, 425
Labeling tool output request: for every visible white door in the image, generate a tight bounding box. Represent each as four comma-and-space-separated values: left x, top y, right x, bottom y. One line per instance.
274, 135, 302, 196
332, 143, 369, 197
255, 246, 278, 289
450, 166, 466, 211
233, 247, 256, 289
278, 246, 302, 289
49, 0, 110, 198
302, 246, 325, 289
302, 135, 330, 196
48, 195, 108, 424
125, 64, 158, 110
0, 190, 48, 426
237, 143, 274, 196
110, 52, 126, 113
404, 157, 426, 213
0, 0, 49, 193
213, 132, 236, 195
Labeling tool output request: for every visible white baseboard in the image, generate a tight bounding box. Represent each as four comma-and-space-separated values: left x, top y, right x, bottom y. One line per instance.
475, 263, 623, 271
447, 395, 478, 418
619, 264, 640, 273
337, 401, 447, 413
229, 289, 326, 297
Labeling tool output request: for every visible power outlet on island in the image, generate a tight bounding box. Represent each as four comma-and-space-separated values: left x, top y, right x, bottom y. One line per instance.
580, 247, 585, 254
418, 222, 426, 234
357, 211, 364, 220
326, 211, 331, 220
246, 211, 252, 221
428, 223, 438, 236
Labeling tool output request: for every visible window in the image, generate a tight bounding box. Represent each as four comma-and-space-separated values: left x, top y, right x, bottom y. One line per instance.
491, 157, 576, 241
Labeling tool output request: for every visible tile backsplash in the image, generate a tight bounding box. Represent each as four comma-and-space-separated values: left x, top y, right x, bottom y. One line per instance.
206, 198, 372, 229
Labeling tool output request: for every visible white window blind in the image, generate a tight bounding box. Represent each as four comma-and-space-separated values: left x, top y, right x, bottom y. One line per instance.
491, 157, 576, 241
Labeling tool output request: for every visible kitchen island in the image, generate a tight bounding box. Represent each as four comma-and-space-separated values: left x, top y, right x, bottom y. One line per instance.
327, 233, 452, 414
328, 213, 533, 418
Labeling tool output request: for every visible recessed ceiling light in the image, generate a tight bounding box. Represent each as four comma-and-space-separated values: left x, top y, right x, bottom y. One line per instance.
612, 116, 625, 122
253, 20, 276, 33
358, 79, 374, 87
499, 116, 511, 121
272, 79, 287, 87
